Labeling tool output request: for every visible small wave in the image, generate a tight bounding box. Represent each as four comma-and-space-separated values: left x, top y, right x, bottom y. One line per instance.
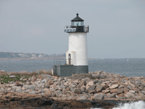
113, 101, 145, 109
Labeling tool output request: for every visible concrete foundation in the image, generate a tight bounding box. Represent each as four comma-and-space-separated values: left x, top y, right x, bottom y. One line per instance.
53, 65, 88, 77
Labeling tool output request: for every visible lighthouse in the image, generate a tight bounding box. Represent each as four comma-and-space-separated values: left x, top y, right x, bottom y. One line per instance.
53, 13, 89, 76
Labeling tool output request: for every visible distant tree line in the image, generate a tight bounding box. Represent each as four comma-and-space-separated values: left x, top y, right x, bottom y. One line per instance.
0, 52, 65, 58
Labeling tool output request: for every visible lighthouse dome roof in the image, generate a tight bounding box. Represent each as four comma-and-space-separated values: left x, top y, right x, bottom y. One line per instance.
71, 13, 84, 22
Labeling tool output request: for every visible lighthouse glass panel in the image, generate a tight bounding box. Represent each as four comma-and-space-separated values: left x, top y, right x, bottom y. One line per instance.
72, 21, 84, 26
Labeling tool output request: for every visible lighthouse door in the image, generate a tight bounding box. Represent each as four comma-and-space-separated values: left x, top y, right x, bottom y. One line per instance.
68, 54, 71, 65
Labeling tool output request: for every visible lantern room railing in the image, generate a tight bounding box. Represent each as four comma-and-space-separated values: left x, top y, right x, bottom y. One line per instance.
64, 25, 89, 33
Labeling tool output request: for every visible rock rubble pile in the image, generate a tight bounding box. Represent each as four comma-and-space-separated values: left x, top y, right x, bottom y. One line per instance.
0, 71, 145, 101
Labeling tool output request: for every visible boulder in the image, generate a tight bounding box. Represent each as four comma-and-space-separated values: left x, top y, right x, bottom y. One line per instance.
141, 91, 145, 95
30, 91, 36, 94
124, 92, 135, 98
109, 84, 119, 89
50, 104, 59, 109
41, 79, 47, 83
79, 80, 86, 86
102, 89, 110, 94
64, 81, 69, 86
135, 81, 141, 84
16, 88, 22, 93
80, 86, 86, 92
95, 85, 103, 92
129, 90, 135, 94
77, 95, 89, 101
110, 89, 117, 93
74, 88, 81, 94
92, 74, 100, 78
124, 87, 129, 93
86, 85, 91, 90
94, 93, 104, 100
118, 84, 124, 88
55, 91, 62, 97
87, 81, 94, 86
127, 85, 132, 90
88, 90, 96, 94
117, 93, 124, 98
116, 88, 124, 94
88, 86, 95, 92
107, 93, 116, 98
29, 85, 35, 90
44, 83, 50, 88
15, 81, 23, 86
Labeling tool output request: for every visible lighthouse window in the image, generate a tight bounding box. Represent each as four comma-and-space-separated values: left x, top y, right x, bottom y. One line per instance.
72, 21, 84, 26
71, 22, 74, 26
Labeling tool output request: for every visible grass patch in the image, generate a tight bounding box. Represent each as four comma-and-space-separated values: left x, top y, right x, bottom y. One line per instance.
0, 75, 21, 83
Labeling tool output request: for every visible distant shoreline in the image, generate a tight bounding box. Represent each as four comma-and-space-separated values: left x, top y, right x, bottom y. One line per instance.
0, 57, 96, 61
0, 57, 65, 61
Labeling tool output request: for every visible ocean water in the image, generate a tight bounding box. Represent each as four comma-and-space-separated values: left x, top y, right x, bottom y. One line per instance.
91, 101, 145, 109
0, 58, 145, 77
113, 101, 145, 109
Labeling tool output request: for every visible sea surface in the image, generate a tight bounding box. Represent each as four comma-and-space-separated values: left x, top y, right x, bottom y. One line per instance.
0, 58, 145, 77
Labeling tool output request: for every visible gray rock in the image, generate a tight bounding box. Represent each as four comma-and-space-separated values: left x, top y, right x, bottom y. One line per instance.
88, 86, 95, 92
44, 84, 50, 88
92, 74, 100, 78
127, 86, 132, 90
60, 85, 66, 90
110, 84, 119, 89
30, 91, 36, 94
77, 95, 89, 101
41, 79, 47, 83
79, 80, 86, 86
118, 84, 124, 88
44, 75, 52, 79
96, 85, 103, 92
99, 75, 106, 79
116, 88, 124, 94
74, 88, 81, 94
124, 92, 135, 98
98, 81, 102, 84
129, 90, 135, 94
141, 91, 145, 94
135, 81, 141, 84
63, 107, 70, 109
24, 90, 30, 93
107, 93, 116, 98
55, 91, 62, 97
0, 88, 5, 93
50, 104, 60, 109
29, 85, 35, 90
94, 94, 104, 100
50, 88, 55, 91
39, 89, 45, 93
16, 88, 22, 93
12, 88, 16, 92
62, 94, 67, 98
81, 86, 86, 92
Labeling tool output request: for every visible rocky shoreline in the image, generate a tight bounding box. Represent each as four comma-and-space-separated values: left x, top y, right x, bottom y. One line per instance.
0, 71, 145, 108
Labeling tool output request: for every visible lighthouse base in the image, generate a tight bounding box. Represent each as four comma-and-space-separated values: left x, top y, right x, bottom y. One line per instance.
53, 65, 88, 77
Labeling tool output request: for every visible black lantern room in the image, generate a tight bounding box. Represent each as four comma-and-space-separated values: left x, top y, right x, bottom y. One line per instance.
71, 13, 84, 26
64, 13, 89, 33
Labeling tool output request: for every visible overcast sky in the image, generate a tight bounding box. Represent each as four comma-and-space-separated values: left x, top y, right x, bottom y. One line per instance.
0, 0, 145, 58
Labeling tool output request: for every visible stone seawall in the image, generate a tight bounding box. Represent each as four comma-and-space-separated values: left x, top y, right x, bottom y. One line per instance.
0, 71, 145, 108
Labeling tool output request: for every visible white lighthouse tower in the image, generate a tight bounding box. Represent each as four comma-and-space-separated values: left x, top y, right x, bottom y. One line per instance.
53, 13, 89, 76
64, 13, 89, 73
